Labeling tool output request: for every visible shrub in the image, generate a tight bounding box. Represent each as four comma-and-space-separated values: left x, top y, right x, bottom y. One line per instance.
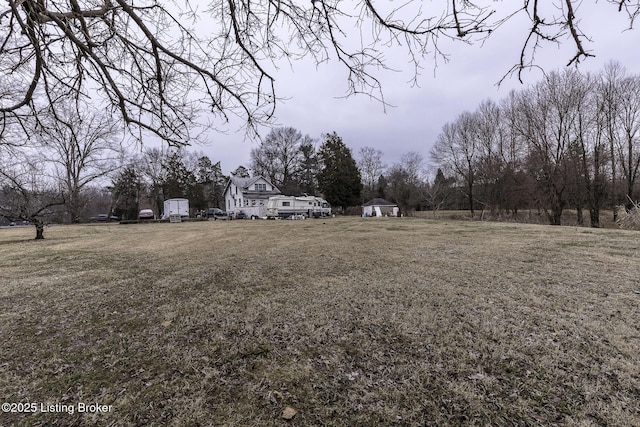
616, 200, 640, 230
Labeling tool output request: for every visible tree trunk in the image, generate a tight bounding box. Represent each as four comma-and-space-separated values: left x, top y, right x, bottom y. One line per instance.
589, 208, 600, 228
34, 223, 45, 240
546, 192, 565, 226
626, 182, 635, 212
67, 187, 82, 223
467, 177, 475, 218
610, 139, 618, 222
587, 179, 605, 228
576, 204, 584, 225
546, 209, 563, 226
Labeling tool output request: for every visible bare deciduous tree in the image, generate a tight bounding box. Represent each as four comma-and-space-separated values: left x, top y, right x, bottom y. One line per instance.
357, 147, 386, 200
598, 61, 626, 220
250, 127, 308, 194
431, 64, 640, 226
567, 72, 609, 228
473, 99, 505, 214
386, 152, 426, 213
513, 70, 591, 225
38, 103, 123, 223
423, 168, 454, 213
141, 147, 169, 216
612, 76, 640, 211
1, 1, 637, 145
431, 111, 479, 217
0, 152, 64, 239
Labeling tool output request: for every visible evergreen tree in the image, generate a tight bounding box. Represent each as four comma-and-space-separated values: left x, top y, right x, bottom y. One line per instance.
197, 156, 227, 208
357, 147, 386, 201
162, 151, 206, 210
376, 174, 388, 199
231, 165, 251, 178
317, 132, 362, 211
298, 140, 318, 195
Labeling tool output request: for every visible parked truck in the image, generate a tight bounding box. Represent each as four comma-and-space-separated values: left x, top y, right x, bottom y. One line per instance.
266, 195, 331, 219
162, 198, 189, 219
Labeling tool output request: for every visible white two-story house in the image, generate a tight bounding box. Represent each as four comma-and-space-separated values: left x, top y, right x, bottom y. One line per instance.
223, 175, 281, 218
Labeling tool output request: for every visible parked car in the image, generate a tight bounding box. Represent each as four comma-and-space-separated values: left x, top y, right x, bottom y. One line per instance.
236, 211, 247, 219
91, 214, 120, 222
206, 208, 230, 220
138, 209, 154, 220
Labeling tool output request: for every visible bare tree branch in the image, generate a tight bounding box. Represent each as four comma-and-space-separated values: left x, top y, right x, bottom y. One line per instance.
0, 1, 637, 148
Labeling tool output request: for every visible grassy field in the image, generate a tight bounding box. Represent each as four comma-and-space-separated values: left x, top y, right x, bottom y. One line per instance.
1, 218, 639, 426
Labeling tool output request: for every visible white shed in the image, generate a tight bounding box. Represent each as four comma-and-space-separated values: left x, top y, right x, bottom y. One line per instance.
362, 198, 399, 217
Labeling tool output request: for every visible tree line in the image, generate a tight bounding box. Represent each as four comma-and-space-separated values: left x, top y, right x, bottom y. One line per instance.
0, 122, 366, 238
261, 62, 640, 227
110, 149, 228, 221
431, 62, 640, 227
4, 62, 640, 237
112, 130, 365, 219
3, 2, 640, 239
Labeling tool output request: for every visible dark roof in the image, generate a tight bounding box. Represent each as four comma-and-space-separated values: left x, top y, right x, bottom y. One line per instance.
228, 176, 261, 190
362, 198, 397, 207
224, 175, 281, 195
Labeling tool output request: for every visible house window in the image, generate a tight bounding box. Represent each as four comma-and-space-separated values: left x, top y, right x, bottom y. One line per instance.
282, 201, 290, 207
255, 183, 266, 191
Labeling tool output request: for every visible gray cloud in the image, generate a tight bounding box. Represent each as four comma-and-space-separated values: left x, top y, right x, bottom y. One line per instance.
194, 3, 640, 175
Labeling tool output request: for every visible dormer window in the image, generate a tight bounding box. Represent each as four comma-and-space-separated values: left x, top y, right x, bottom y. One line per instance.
255, 183, 266, 191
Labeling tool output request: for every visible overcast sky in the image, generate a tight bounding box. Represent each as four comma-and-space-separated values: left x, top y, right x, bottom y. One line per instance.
180, 3, 640, 177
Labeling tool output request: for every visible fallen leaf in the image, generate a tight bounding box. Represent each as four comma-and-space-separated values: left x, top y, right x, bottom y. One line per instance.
161, 320, 172, 327
468, 373, 485, 381
282, 406, 298, 420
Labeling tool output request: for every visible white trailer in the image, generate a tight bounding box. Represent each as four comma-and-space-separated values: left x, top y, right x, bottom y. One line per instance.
162, 198, 190, 219
266, 195, 331, 219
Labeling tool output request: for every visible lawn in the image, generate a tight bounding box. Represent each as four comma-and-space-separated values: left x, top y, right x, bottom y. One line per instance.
1, 218, 639, 426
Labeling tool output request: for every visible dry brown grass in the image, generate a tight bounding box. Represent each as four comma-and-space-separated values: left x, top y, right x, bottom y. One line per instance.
1, 218, 639, 426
